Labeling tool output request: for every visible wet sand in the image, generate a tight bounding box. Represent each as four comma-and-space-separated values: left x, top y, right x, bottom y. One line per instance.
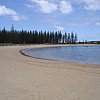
0, 44, 100, 100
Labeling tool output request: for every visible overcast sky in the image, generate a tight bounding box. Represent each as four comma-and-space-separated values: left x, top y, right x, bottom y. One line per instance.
0, 0, 100, 41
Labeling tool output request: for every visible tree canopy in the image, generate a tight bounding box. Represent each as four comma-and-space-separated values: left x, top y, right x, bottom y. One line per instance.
0, 25, 78, 44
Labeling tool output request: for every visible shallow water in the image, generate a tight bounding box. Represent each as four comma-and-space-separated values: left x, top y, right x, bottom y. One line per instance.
23, 45, 100, 64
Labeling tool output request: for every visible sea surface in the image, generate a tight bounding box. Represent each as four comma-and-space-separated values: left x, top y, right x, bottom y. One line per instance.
23, 45, 100, 64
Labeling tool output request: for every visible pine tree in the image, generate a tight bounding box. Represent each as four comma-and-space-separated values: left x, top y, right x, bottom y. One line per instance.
58, 31, 62, 43
11, 24, 14, 32
68, 33, 71, 43
64, 32, 68, 43
71, 31, 74, 43
0, 25, 78, 44
54, 31, 58, 44
62, 35, 65, 44
75, 33, 77, 43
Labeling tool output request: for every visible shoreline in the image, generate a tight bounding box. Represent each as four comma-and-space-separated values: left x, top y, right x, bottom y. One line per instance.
0, 44, 100, 100
19, 44, 100, 66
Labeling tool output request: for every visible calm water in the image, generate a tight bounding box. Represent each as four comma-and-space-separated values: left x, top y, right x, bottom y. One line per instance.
23, 45, 100, 64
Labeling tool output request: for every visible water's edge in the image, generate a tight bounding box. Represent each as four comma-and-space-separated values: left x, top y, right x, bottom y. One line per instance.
19, 48, 60, 61
19, 45, 100, 65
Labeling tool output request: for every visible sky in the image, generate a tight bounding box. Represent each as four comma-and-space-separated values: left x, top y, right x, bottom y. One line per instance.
0, 0, 100, 41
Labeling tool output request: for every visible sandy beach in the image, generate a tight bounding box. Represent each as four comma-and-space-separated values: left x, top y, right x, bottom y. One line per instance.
0, 44, 100, 100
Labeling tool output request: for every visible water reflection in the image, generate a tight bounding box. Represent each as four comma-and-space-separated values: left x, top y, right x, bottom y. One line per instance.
24, 46, 100, 64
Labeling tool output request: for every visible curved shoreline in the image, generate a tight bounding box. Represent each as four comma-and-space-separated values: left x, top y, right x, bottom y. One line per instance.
20, 49, 59, 61
19, 45, 100, 66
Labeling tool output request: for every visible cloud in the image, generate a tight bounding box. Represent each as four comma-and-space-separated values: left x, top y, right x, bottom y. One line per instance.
0, 5, 24, 21
59, 0, 73, 14
0, 5, 17, 15
73, 0, 100, 11
26, 0, 73, 14
82, 0, 100, 11
26, 0, 100, 14
54, 25, 64, 30
96, 22, 100, 26
30, 0, 57, 13
24, 4, 34, 9
12, 15, 21, 21
68, 0, 100, 11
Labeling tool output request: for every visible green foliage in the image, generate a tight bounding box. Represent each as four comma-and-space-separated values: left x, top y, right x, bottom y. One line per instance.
0, 25, 78, 44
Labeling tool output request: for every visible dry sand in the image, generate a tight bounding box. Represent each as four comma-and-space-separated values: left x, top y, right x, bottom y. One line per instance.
0, 44, 100, 100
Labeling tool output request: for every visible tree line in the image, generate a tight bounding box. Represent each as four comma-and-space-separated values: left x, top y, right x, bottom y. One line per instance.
0, 25, 77, 44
